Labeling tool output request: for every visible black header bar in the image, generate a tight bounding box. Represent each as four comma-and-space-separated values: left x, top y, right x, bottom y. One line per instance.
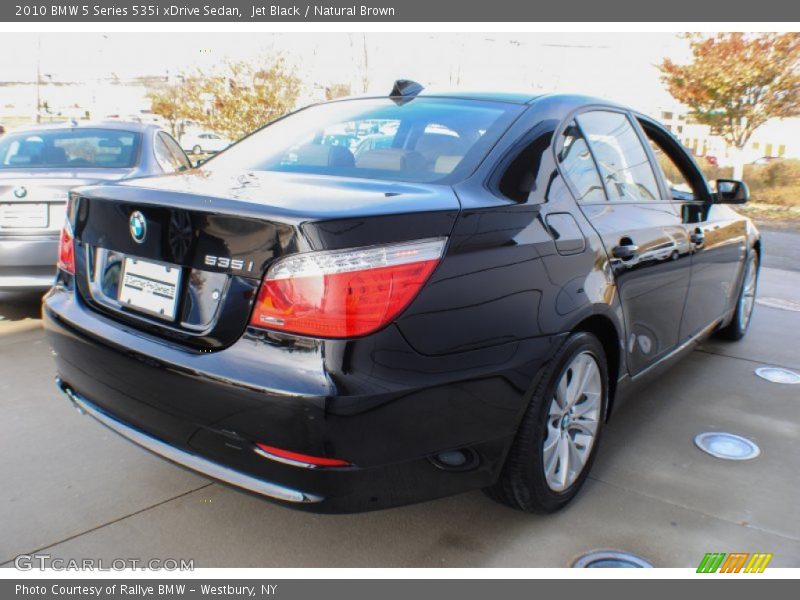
3, 0, 800, 22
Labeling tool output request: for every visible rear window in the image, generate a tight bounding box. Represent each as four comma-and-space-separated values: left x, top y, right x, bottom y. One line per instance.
0, 128, 141, 169
205, 97, 523, 184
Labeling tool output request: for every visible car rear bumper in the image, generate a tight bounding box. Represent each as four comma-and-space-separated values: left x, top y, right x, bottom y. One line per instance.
43, 284, 562, 512
58, 381, 322, 504
0, 236, 57, 289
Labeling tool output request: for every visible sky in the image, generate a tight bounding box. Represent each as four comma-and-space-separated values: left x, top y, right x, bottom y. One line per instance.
0, 32, 692, 114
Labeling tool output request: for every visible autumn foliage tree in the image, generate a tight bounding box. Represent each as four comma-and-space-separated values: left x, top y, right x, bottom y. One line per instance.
147, 82, 192, 139
325, 83, 352, 100
192, 58, 301, 141
148, 56, 301, 143
659, 33, 800, 178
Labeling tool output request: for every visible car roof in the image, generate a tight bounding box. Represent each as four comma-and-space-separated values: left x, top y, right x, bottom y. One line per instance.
419, 91, 630, 111
332, 90, 543, 105
416, 90, 546, 104
329, 90, 629, 111
7, 120, 160, 135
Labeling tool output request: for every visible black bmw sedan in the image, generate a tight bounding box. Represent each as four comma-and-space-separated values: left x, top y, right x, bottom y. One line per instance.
0, 121, 191, 290
43, 83, 760, 513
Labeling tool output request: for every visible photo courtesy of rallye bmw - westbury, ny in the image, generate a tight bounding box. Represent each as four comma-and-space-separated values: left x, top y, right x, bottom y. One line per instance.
42, 81, 760, 514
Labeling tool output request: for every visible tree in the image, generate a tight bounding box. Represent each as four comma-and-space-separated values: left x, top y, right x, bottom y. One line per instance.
659, 33, 800, 179
147, 56, 301, 143
325, 83, 352, 101
193, 57, 301, 141
348, 33, 370, 93
147, 82, 192, 139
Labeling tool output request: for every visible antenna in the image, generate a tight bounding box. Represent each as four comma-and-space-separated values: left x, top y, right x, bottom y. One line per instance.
390, 80, 424, 100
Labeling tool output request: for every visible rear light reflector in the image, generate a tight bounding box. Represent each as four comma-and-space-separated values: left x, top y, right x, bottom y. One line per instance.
250, 238, 446, 338
254, 443, 352, 469
57, 219, 75, 274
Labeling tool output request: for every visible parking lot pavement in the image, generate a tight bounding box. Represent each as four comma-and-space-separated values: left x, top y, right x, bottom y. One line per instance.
758, 225, 800, 273
1, 266, 799, 569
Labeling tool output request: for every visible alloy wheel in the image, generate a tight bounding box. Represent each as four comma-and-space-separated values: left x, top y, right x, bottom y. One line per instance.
738, 254, 758, 331
543, 351, 602, 492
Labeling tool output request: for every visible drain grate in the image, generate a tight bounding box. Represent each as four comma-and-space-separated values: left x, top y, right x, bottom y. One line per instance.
755, 367, 800, 385
573, 550, 653, 568
756, 297, 800, 312
694, 432, 760, 460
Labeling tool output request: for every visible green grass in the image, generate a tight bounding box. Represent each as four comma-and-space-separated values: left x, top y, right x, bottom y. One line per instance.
699, 159, 800, 226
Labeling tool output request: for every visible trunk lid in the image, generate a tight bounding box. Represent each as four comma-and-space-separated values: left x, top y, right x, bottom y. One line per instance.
0, 169, 133, 236
73, 169, 460, 350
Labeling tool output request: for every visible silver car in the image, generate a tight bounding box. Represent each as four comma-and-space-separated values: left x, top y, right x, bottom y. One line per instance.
0, 121, 190, 290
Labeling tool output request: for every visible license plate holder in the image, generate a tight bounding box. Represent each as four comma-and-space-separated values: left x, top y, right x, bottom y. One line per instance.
118, 256, 181, 320
0, 203, 48, 228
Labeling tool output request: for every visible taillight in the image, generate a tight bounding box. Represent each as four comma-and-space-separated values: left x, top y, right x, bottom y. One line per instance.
249, 238, 446, 338
57, 219, 75, 274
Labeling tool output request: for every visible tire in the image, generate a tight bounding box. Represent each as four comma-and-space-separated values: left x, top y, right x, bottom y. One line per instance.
485, 331, 608, 513
192, 145, 203, 155
717, 250, 759, 341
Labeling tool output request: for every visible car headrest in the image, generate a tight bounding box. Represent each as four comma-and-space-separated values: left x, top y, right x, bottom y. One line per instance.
433, 155, 463, 174
414, 133, 469, 162
19, 141, 44, 157
42, 146, 68, 165
295, 144, 355, 168
355, 149, 427, 172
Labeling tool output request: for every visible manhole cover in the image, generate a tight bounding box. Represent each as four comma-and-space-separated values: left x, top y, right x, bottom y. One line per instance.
756, 297, 800, 312
573, 550, 653, 568
694, 432, 760, 460
755, 367, 800, 384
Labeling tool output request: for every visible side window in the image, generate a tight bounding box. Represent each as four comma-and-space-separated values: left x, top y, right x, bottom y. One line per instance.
161, 133, 192, 171
557, 121, 606, 204
577, 111, 659, 202
155, 133, 189, 172
497, 128, 553, 202
639, 120, 707, 202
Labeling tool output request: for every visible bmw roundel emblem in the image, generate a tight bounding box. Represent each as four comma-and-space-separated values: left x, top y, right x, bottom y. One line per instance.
13, 186, 27, 199
129, 211, 147, 244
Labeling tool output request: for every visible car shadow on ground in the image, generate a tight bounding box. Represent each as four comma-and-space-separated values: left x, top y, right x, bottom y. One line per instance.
0, 291, 44, 322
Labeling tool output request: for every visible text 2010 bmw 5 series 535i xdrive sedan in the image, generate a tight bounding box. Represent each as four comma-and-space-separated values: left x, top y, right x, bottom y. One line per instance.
43, 82, 760, 513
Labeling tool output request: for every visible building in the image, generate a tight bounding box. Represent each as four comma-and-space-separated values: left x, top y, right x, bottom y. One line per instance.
0, 76, 173, 129
658, 107, 800, 166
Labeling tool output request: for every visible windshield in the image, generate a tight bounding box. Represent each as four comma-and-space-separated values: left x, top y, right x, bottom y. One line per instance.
0, 128, 141, 169
205, 97, 523, 184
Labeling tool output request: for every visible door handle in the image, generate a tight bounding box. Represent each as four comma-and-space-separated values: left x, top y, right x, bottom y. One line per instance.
691, 229, 705, 246
612, 243, 639, 260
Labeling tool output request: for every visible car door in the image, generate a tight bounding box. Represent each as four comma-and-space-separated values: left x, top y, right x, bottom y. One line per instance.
568, 109, 693, 376
636, 117, 748, 340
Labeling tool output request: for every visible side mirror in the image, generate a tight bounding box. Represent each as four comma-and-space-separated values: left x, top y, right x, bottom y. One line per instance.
715, 179, 749, 204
